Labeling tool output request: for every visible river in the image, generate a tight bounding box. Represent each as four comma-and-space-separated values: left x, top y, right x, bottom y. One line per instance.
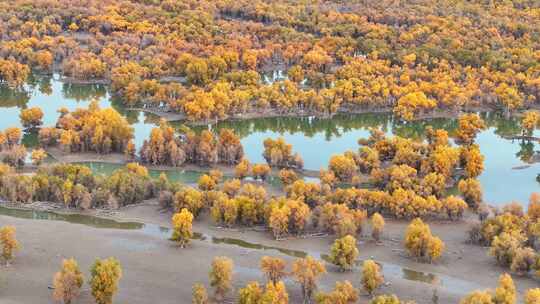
0, 73, 538, 205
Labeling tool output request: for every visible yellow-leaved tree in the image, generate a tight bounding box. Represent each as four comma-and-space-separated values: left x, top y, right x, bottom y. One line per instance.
328, 235, 359, 271
525, 288, 540, 304
192, 283, 209, 304
238, 281, 263, 304
90, 257, 122, 304
404, 218, 444, 263
361, 259, 384, 295
0, 225, 20, 265
171, 208, 194, 248
261, 281, 289, 304
493, 273, 516, 304
371, 213, 385, 242
315, 280, 358, 304
260, 256, 287, 284
209, 256, 233, 301
292, 256, 326, 304
52, 258, 84, 304
31, 148, 47, 166
369, 294, 403, 304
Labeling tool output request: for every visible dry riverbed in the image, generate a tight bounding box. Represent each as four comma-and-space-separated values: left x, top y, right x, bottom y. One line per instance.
0, 202, 538, 304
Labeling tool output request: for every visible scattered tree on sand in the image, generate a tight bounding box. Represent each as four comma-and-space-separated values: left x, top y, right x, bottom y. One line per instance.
493, 274, 516, 304
525, 288, 540, 304
90, 257, 122, 304
192, 283, 209, 304
361, 259, 384, 295
315, 280, 358, 304
31, 148, 47, 166
292, 256, 326, 304
0, 225, 20, 265
209, 256, 233, 301
370, 295, 403, 304
459, 291, 493, 304
238, 281, 263, 304
52, 258, 84, 304
371, 213, 385, 242
510, 247, 536, 275
459, 273, 515, 304
404, 218, 445, 263
261, 256, 287, 284
171, 208, 194, 248
261, 281, 289, 304
328, 235, 359, 271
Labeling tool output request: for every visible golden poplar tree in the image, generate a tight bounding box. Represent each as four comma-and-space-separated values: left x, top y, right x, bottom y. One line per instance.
260, 256, 287, 284
0, 225, 20, 265
209, 256, 233, 301
371, 213, 385, 242
192, 283, 209, 304
292, 256, 326, 303
328, 235, 359, 271
361, 259, 384, 295
52, 258, 84, 304
90, 257, 122, 304
171, 208, 194, 248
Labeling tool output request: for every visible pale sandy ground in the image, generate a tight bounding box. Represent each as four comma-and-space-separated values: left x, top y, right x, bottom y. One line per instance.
1, 202, 538, 304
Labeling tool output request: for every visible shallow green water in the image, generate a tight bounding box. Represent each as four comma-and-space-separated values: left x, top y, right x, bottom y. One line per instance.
78, 162, 205, 184
0, 205, 143, 229
76, 162, 284, 189
0, 74, 538, 205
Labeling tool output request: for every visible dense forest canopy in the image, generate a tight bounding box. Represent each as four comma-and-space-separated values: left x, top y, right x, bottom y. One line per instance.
0, 0, 539, 122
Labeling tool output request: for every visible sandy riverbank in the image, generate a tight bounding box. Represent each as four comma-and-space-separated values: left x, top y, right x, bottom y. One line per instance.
1, 202, 538, 304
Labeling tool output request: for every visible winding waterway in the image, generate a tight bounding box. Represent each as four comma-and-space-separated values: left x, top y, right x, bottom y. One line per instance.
0, 73, 538, 205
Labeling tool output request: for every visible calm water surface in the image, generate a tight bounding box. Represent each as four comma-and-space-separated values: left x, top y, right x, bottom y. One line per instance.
0, 74, 538, 205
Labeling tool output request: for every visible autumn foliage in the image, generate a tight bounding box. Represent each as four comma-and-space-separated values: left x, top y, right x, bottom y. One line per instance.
171, 208, 194, 248
90, 257, 122, 304
404, 218, 444, 263
52, 258, 84, 304
0, 225, 20, 264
